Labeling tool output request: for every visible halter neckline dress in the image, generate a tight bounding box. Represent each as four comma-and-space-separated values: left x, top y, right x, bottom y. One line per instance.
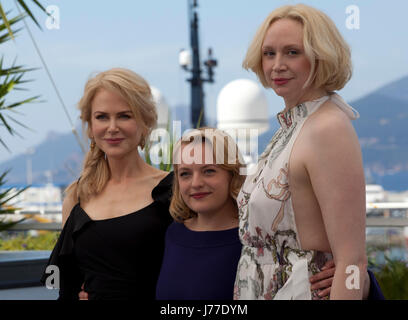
233, 94, 359, 300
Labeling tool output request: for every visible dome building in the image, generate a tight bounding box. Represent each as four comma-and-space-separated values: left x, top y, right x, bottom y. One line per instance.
216, 79, 269, 172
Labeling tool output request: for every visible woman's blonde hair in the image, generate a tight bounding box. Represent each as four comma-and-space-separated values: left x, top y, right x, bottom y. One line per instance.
170, 127, 246, 222
66, 68, 157, 202
243, 4, 352, 92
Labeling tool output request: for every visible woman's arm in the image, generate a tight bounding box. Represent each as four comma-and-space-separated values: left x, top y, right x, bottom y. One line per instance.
304, 107, 367, 299
310, 261, 371, 299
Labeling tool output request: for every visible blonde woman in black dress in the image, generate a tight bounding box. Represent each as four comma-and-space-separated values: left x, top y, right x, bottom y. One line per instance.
42, 68, 173, 300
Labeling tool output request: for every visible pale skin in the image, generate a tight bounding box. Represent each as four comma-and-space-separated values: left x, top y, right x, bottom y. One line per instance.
262, 18, 368, 299
178, 143, 239, 232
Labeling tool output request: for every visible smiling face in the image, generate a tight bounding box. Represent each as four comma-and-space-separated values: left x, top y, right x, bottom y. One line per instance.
262, 18, 322, 109
90, 88, 144, 159
177, 143, 233, 217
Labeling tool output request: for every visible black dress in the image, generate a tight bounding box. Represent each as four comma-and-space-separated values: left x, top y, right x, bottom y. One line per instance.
40, 172, 174, 300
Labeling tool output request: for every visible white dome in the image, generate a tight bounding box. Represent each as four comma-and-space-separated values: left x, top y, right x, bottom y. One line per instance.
216, 79, 269, 135
150, 86, 169, 128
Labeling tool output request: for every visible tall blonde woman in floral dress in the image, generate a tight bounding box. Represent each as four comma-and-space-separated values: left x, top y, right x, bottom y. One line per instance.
234, 4, 368, 300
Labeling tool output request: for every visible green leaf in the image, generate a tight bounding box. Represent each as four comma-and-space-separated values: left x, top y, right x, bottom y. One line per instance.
6, 113, 35, 132
16, 0, 45, 30
0, 4, 14, 39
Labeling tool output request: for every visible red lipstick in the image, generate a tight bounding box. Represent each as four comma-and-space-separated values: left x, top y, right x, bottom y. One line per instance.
191, 192, 211, 199
274, 78, 289, 85
105, 138, 124, 145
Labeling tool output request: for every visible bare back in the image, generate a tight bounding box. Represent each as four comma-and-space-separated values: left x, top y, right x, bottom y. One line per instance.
289, 99, 365, 253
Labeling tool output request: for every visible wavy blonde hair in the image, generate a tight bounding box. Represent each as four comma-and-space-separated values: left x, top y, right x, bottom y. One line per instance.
170, 127, 246, 222
66, 68, 157, 202
243, 4, 352, 92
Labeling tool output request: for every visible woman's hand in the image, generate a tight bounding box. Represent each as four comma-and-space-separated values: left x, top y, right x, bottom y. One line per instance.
309, 260, 335, 299
78, 283, 89, 300
309, 260, 371, 299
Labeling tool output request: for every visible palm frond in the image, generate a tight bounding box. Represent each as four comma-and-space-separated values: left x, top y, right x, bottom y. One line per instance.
6, 113, 35, 132
0, 1, 46, 39
0, 59, 41, 136
0, 4, 13, 39
0, 11, 24, 43
0, 170, 29, 233
0, 169, 28, 210
16, 0, 46, 29
0, 140, 10, 151
0, 218, 25, 232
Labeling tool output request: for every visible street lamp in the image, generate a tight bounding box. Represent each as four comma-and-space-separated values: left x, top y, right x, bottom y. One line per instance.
179, 0, 217, 128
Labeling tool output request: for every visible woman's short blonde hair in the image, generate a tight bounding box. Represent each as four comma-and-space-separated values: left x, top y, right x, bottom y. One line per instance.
66, 68, 157, 202
169, 127, 246, 222
243, 4, 352, 92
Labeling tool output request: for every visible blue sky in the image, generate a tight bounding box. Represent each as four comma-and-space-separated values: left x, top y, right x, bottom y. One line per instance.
1, 0, 408, 162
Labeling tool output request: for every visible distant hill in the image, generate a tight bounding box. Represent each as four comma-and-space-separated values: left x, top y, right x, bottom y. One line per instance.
0, 106, 192, 187
256, 76, 408, 191
1, 76, 407, 191
0, 130, 83, 187
351, 75, 408, 190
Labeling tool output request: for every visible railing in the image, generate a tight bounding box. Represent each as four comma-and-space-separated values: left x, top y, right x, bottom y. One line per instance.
6, 219, 408, 232
9, 220, 408, 230
3, 202, 408, 231
8, 222, 61, 231
366, 218, 408, 227
2, 204, 407, 291
366, 202, 408, 227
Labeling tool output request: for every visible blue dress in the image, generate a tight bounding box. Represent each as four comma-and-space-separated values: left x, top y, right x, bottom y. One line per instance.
156, 221, 242, 300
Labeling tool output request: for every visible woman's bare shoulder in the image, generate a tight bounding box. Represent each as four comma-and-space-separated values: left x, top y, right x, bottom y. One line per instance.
304, 100, 355, 138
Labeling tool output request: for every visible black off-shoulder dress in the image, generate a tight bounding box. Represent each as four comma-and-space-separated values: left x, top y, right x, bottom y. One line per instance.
40, 172, 174, 300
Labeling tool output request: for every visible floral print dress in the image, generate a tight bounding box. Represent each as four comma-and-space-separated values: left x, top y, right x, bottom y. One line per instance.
233, 94, 359, 300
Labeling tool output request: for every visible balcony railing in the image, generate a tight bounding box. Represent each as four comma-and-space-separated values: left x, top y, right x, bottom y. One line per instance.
1, 203, 407, 292
4, 202, 408, 231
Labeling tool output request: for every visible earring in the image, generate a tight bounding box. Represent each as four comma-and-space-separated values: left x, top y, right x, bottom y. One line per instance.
139, 135, 146, 149
90, 139, 96, 150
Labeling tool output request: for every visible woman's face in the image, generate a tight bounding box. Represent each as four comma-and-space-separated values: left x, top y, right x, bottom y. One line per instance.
177, 143, 233, 216
262, 18, 314, 108
90, 88, 143, 159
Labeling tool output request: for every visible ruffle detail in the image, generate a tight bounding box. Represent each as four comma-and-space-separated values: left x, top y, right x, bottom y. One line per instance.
151, 171, 174, 205
40, 204, 91, 299
40, 204, 91, 286
276, 93, 359, 131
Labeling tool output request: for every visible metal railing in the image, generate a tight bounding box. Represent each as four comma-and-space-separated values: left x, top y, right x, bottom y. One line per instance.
3, 202, 408, 231
8, 222, 61, 231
